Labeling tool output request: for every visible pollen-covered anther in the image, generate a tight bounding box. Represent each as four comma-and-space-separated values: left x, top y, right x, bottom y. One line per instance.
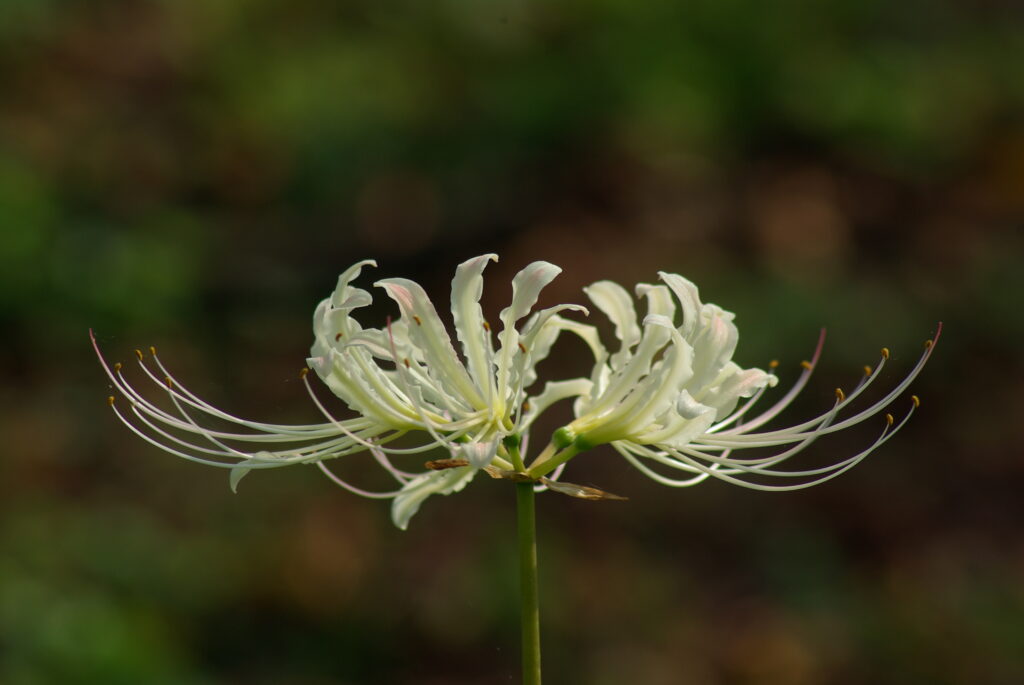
482, 320, 491, 332
107, 395, 115, 406
135, 349, 144, 361
299, 367, 310, 379
412, 315, 422, 326
335, 332, 343, 341
886, 413, 895, 426
164, 376, 173, 389
863, 365, 873, 377
881, 347, 890, 359
149, 346, 157, 356
834, 387, 845, 401
924, 339, 933, 349
518, 342, 527, 354
800, 360, 813, 370
911, 395, 921, 408
403, 358, 410, 368
522, 400, 531, 412
769, 360, 780, 369
113, 362, 123, 372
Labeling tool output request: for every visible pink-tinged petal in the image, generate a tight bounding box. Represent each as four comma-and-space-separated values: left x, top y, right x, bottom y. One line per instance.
376, 277, 483, 408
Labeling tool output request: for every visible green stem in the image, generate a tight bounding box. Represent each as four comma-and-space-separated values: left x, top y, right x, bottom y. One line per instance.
526, 442, 557, 472
516, 481, 542, 685
526, 445, 580, 479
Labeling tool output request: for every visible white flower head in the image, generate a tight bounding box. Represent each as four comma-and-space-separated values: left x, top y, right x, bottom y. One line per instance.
526, 272, 942, 493
95, 255, 940, 528
94, 255, 587, 529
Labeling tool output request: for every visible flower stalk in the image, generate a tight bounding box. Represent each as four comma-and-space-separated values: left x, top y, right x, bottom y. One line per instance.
516, 479, 542, 685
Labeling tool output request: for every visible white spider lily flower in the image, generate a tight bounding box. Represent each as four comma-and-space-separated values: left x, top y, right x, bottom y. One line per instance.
527, 272, 942, 492
94, 255, 587, 530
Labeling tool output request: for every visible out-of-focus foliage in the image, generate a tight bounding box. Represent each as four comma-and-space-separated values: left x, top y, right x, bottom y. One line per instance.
1, 0, 1022, 682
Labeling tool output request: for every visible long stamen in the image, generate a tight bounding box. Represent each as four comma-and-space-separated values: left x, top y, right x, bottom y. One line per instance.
94, 331, 412, 479
681, 395, 843, 469
145, 361, 285, 463
125, 399, 320, 463
317, 462, 403, 499
615, 443, 715, 486
711, 323, 940, 444
634, 400, 916, 491
129, 356, 368, 448
717, 328, 827, 434
302, 369, 461, 455
117, 366, 371, 466
369, 445, 416, 483
146, 348, 341, 437
94, 331, 345, 443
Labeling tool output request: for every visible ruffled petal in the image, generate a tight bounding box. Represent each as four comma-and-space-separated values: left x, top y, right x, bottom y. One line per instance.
451, 254, 499, 401
697, 364, 776, 420
376, 277, 484, 408
495, 261, 563, 401
584, 284, 675, 416
686, 304, 739, 394
583, 280, 641, 371
514, 304, 589, 390
658, 271, 702, 337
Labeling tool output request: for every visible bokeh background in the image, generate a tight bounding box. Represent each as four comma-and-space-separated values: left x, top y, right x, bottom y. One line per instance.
2, 0, 1023, 683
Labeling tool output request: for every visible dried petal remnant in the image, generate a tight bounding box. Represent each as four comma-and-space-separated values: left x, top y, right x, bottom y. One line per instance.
425, 458, 471, 470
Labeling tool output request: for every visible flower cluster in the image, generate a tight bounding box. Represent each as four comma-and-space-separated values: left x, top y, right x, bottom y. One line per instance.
94, 255, 940, 529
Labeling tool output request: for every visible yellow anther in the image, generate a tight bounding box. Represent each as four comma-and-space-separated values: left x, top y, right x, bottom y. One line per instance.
149, 346, 157, 356
863, 365, 873, 377
403, 358, 411, 368
135, 349, 144, 361
413, 315, 422, 326
911, 395, 920, 408
482, 321, 491, 332
881, 347, 890, 359
164, 376, 173, 388
886, 413, 894, 426
834, 387, 845, 401
769, 359, 779, 369
299, 367, 310, 379
107, 396, 116, 406
522, 400, 531, 412
924, 339, 933, 349
518, 342, 527, 354
800, 360, 813, 370
113, 362, 123, 372
335, 332, 343, 342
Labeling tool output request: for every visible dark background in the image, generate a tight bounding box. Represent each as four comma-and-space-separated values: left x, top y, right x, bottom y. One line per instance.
2, 1, 1023, 683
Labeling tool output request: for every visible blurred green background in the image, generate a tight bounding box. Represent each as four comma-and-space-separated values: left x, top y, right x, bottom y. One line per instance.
2, 0, 1023, 683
